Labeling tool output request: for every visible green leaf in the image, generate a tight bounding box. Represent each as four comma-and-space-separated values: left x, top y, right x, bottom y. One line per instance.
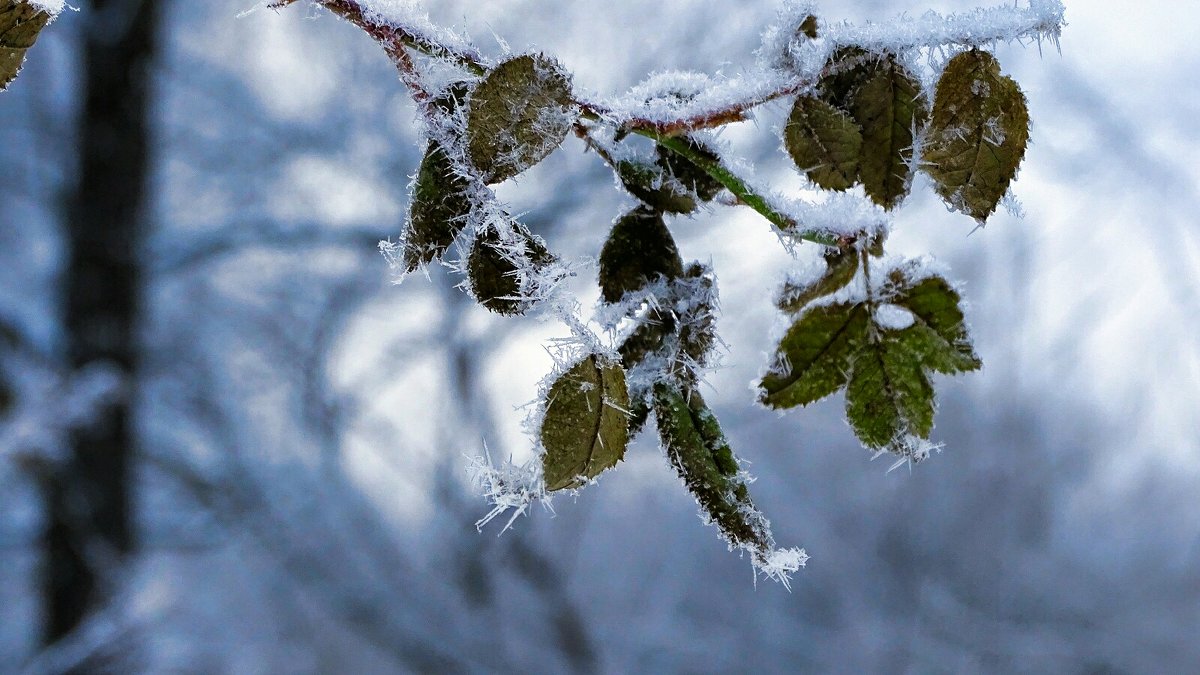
467, 223, 555, 316
845, 329, 936, 448
615, 160, 697, 214
466, 54, 575, 183
922, 49, 1030, 223
776, 246, 860, 314
540, 355, 630, 491
759, 267, 982, 456
1, 1, 53, 92
404, 143, 473, 272
655, 136, 724, 202
849, 55, 928, 210
653, 383, 771, 552
598, 206, 684, 304
784, 96, 862, 191
759, 302, 869, 408
892, 277, 981, 373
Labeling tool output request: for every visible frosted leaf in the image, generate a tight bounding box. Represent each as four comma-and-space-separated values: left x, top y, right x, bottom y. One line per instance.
777, 242, 864, 314
598, 207, 684, 304
1, 0, 58, 91
655, 136, 725, 203
401, 143, 474, 271
653, 383, 804, 585
784, 96, 862, 191
615, 160, 698, 214
842, 54, 928, 210
760, 301, 868, 409
614, 263, 722, 399
923, 50, 1030, 222
466, 54, 575, 183
467, 221, 557, 315
539, 355, 630, 491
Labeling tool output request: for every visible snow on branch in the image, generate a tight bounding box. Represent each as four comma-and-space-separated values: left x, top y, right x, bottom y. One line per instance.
272, 0, 487, 72
26, 0, 64, 13
596, 1, 1064, 130
817, 0, 1066, 53
292, 0, 1064, 138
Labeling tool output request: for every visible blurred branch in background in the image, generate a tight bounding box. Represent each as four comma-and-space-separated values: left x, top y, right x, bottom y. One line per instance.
39, 0, 157, 653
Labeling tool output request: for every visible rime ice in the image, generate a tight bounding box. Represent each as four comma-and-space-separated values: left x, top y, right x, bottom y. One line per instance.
301, 0, 1063, 583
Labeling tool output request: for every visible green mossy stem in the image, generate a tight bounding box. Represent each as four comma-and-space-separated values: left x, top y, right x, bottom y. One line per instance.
648, 132, 842, 247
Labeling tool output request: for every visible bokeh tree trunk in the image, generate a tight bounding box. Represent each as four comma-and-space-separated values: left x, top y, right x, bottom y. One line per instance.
40, 0, 158, 646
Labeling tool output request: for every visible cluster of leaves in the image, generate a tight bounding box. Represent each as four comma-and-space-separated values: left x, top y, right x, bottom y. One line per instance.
294, 0, 1044, 578
760, 22, 1029, 458
786, 31, 1029, 221
0, 0, 1056, 580
400, 54, 572, 315
395, 46, 800, 568
762, 250, 981, 459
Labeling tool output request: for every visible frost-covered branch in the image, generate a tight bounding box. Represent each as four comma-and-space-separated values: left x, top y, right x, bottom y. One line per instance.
274, 0, 487, 74
290, 0, 1063, 132
272, 0, 1065, 582
285, 0, 1061, 243
816, 0, 1065, 52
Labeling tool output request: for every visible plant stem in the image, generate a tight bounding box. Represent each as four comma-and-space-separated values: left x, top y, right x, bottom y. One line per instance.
647, 132, 841, 246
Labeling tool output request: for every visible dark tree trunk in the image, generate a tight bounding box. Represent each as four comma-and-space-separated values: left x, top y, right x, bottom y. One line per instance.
40, 0, 158, 646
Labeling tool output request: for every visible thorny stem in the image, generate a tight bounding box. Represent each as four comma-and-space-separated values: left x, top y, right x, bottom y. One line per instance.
393, 46, 432, 105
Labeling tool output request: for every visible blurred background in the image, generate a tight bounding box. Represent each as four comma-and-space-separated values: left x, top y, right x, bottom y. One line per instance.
2, 0, 1198, 672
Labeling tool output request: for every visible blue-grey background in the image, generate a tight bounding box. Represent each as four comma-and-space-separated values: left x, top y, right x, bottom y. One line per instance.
2, 0, 1198, 672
